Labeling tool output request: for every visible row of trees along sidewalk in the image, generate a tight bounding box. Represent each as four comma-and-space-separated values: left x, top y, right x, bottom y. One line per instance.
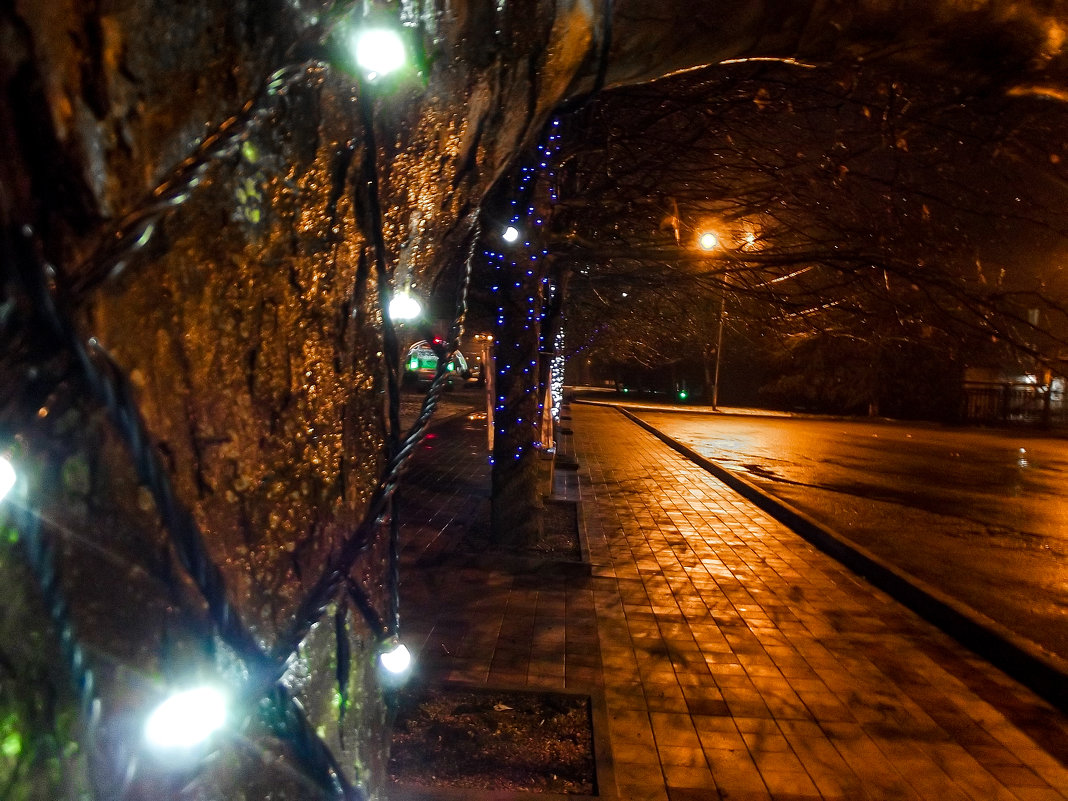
538, 62, 1067, 419
481, 59, 1068, 544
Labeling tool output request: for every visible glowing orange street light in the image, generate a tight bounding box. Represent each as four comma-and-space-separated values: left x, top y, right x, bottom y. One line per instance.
696, 230, 725, 409
698, 231, 719, 251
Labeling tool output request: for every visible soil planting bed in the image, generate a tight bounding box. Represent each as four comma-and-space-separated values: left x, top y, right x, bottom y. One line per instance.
389, 685, 596, 794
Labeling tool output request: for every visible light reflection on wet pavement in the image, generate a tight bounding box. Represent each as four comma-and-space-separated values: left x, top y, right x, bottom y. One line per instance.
634, 410, 1068, 662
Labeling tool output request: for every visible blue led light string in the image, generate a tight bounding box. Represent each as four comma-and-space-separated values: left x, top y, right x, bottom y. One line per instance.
484, 118, 564, 463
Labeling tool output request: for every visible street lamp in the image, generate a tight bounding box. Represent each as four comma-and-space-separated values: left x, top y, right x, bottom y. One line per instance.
697, 231, 726, 410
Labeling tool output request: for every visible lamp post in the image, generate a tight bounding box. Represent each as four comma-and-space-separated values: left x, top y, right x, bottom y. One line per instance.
712, 292, 725, 410
698, 230, 726, 410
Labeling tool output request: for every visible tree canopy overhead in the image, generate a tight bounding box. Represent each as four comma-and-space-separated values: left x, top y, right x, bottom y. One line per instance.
546, 57, 1068, 410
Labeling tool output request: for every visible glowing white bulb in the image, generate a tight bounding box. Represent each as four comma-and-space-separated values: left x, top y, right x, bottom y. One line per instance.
502, 226, 520, 243
0, 457, 15, 502
352, 27, 407, 79
388, 293, 422, 321
379, 641, 412, 675
145, 686, 228, 749
698, 232, 719, 250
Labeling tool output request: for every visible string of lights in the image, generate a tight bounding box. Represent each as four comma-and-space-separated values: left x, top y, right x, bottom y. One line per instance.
551, 327, 566, 419
69, 60, 327, 302
0, 12, 449, 799
0, 0, 609, 793
12, 228, 268, 668
11, 199, 368, 801
357, 80, 403, 456
4, 111, 480, 801
485, 118, 565, 463
272, 218, 479, 670
259, 683, 360, 800
6, 484, 99, 730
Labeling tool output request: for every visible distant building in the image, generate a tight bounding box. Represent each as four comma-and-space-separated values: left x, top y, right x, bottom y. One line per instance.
962, 366, 1067, 427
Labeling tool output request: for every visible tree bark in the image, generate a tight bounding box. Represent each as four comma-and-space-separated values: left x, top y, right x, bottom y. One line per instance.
490, 253, 547, 547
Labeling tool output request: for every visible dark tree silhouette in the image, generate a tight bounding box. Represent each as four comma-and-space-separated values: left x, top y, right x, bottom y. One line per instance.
547, 62, 1068, 413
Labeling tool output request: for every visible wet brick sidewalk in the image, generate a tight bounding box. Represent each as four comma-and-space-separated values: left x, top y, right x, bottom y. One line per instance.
393, 400, 1068, 801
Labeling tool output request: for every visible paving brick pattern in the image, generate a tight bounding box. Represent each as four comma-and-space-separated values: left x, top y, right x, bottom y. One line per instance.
394, 400, 1068, 801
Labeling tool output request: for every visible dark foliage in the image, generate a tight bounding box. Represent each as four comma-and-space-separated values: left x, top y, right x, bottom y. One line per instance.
546, 61, 1068, 412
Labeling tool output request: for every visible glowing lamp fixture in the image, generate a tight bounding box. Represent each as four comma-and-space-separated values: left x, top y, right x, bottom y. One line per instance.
144, 686, 228, 750
502, 226, 520, 243
378, 637, 412, 676
388, 292, 422, 321
0, 456, 15, 502
351, 26, 407, 80
698, 232, 719, 251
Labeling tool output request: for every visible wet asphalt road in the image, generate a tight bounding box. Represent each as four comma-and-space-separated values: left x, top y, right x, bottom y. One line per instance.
632, 410, 1068, 663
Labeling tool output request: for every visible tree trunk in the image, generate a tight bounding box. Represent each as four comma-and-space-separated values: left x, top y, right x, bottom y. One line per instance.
703, 346, 716, 404
490, 267, 546, 547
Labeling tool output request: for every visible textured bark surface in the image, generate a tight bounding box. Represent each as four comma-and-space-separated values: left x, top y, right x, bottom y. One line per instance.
0, 1, 609, 797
